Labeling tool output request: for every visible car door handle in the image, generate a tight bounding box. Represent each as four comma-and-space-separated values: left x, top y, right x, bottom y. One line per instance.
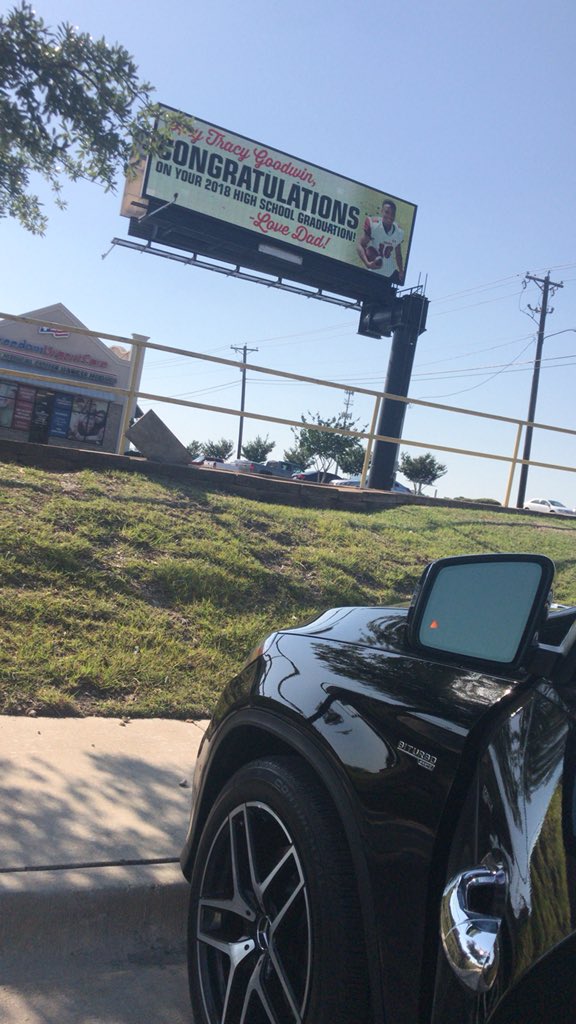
440, 865, 508, 993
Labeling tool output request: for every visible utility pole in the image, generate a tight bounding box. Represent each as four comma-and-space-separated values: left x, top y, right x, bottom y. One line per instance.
516, 272, 563, 509
334, 390, 355, 477
342, 389, 354, 423
231, 344, 258, 458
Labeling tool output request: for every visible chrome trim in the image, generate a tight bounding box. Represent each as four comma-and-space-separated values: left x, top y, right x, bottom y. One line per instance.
441, 865, 507, 993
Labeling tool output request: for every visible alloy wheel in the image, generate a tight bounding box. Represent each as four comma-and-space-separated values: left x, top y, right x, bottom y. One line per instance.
195, 800, 312, 1024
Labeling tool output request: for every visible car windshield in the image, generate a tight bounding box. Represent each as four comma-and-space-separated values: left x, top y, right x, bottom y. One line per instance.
550, 500, 567, 507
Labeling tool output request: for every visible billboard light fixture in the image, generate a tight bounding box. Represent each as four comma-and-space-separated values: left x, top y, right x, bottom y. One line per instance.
358, 300, 401, 339
256, 244, 303, 266
138, 193, 179, 224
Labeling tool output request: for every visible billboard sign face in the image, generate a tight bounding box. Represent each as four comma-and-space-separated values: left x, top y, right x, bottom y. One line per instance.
122, 107, 417, 303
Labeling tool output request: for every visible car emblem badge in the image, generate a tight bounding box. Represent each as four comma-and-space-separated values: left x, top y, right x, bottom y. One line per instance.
398, 740, 437, 771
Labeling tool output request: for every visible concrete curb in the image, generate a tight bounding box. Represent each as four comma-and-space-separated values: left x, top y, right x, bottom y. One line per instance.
0, 861, 189, 976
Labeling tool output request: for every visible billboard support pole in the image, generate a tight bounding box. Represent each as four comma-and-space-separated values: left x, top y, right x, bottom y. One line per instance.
367, 293, 428, 491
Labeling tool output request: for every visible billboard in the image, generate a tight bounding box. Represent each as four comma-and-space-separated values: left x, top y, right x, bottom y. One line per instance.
121, 107, 417, 304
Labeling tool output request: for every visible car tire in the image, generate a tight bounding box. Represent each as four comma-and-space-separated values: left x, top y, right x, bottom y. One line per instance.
187, 755, 370, 1024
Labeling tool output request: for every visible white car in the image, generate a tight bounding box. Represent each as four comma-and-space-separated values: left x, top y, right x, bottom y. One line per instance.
330, 476, 411, 492
196, 458, 274, 476
524, 498, 576, 516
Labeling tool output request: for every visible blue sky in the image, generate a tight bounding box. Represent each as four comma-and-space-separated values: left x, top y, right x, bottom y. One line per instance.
3, 0, 575, 501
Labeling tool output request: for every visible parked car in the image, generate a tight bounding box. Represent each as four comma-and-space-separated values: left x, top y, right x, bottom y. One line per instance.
330, 474, 363, 486
265, 460, 305, 478
291, 469, 342, 483
524, 498, 576, 516
330, 475, 412, 492
210, 459, 274, 475
182, 552, 576, 1024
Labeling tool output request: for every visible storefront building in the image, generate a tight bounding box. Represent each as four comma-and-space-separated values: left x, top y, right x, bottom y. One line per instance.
0, 304, 141, 453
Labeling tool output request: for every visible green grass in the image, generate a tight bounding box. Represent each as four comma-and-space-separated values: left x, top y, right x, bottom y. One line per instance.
1, 460, 576, 718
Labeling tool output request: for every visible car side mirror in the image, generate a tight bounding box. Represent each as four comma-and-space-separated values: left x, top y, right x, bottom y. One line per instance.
407, 554, 555, 671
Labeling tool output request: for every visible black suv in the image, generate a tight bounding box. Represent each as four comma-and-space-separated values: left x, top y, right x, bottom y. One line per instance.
182, 554, 576, 1024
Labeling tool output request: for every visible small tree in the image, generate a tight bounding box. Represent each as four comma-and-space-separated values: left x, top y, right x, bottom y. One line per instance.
202, 438, 234, 461
338, 444, 366, 476
283, 445, 310, 469
399, 452, 447, 494
186, 440, 203, 459
0, 3, 191, 233
290, 412, 366, 480
241, 435, 275, 463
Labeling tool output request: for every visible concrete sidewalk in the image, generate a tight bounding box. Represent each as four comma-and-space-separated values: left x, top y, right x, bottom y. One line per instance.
0, 716, 208, 1023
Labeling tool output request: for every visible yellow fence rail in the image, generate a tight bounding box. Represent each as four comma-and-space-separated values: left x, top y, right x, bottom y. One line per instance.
1, 310, 574, 507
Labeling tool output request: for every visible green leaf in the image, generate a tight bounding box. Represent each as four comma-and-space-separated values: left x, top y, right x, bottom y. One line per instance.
0, 1, 184, 233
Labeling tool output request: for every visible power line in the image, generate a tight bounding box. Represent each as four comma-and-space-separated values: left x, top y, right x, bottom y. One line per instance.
142, 267, 573, 372
431, 273, 523, 303
169, 380, 240, 399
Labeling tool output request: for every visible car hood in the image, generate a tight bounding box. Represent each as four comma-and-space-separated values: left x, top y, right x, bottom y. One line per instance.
280, 604, 410, 651
228, 606, 524, 743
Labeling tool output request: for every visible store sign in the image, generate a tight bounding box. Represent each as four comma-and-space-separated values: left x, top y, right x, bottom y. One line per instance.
0, 335, 117, 387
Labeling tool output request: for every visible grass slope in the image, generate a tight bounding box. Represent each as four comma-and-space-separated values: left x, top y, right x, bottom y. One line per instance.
1, 461, 576, 718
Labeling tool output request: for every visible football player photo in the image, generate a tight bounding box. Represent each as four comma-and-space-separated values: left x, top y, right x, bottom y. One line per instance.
356, 199, 405, 283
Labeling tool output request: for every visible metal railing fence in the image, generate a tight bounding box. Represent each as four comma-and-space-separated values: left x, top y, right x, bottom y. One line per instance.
1, 310, 574, 507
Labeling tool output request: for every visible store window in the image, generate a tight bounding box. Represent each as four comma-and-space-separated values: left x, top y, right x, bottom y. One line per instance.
0, 378, 109, 446
67, 397, 109, 445
0, 383, 17, 427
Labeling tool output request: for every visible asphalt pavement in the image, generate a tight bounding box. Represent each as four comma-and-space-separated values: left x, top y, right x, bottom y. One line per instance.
0, 715, 208, 1023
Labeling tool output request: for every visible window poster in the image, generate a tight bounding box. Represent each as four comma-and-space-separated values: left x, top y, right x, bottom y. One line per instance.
0, 382, 17, 427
